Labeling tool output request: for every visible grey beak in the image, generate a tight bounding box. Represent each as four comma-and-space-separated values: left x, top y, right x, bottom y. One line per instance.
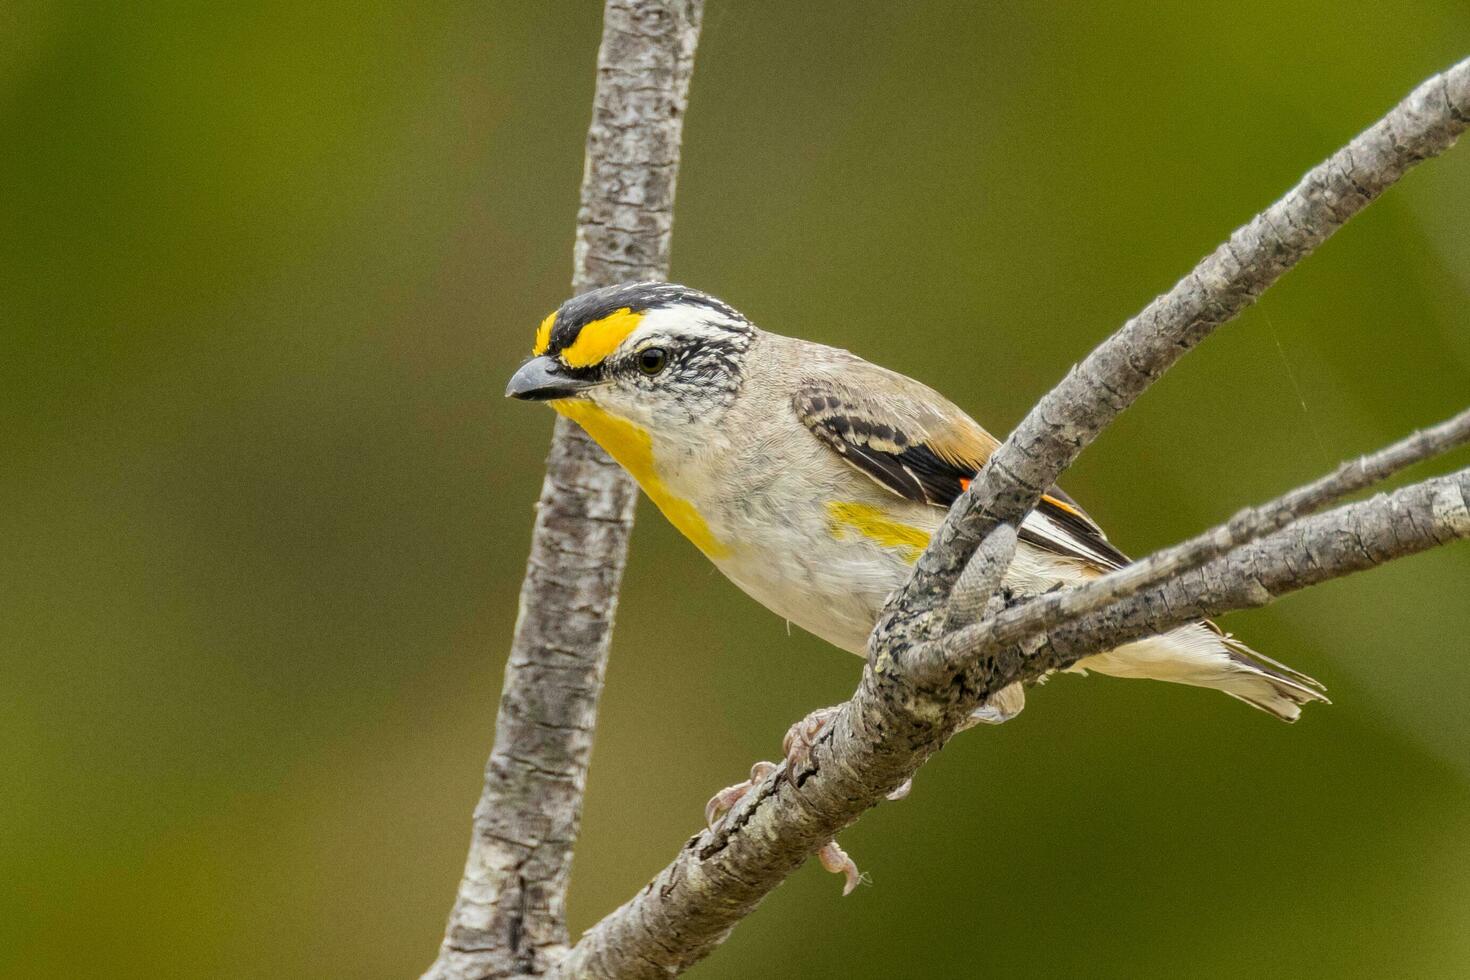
505, 355, 594, 401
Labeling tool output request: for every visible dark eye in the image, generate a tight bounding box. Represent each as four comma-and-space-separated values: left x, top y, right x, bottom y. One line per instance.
636, 347, 668, 376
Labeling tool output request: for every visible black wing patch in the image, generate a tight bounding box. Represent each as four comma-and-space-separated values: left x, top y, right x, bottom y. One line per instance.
795, 386, 1131, 570
794, 393, 972, 506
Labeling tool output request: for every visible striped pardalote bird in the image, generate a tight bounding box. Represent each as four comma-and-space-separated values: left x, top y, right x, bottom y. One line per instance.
507, 282, 1328, 890
507, 282, 1327, 722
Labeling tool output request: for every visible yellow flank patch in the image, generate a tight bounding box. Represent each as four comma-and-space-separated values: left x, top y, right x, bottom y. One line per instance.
553, 399, 730, 559
533, 311, 556, 355
825, 502, 931, 563
559, 308, 643, 367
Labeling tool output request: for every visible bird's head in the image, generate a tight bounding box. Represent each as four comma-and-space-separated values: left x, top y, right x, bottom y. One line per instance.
506, 282, 756, 438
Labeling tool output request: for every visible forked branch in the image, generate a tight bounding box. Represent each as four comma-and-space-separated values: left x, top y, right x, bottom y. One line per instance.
975, 407, 1470, 654
902, 59, 1470, 624
938, 466, 1470, 686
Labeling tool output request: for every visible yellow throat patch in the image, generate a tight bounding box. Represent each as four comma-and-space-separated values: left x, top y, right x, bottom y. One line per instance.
825, 502, 930, 563
552, 400, 730, 559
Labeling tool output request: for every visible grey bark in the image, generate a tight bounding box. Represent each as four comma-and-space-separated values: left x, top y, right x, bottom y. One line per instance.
1000, 468, 1470, 678
550, 57, 1470, 979
424, 3, 703, 978
978, 407, 1470, 652
896, 58, 1470, 633
554, 468, 1470, 980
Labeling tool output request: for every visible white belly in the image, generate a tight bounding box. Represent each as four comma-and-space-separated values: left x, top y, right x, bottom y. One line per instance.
713, 546, 900, 655
710, 520, 1083, 657
676, 436, 1091, 657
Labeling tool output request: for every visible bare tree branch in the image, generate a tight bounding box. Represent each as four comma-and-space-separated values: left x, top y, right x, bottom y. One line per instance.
1051, 466, 1470, 660
977, 406, 1470, 654
945, 467, 1470, 683
551, 57, 1470, 979
893, 57, 1470, 629
555, 467, 1470, 980
425, 3, 704, 978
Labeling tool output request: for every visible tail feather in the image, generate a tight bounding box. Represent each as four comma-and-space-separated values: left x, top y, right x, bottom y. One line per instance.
1072, 623, 1328, 723
1217, 635, 1329, 723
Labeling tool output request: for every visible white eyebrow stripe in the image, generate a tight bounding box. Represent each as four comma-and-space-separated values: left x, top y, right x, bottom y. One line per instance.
617, 307, 751, 353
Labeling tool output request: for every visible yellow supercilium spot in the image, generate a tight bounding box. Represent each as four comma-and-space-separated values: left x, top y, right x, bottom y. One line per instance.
533, 311, 556, 355
559, 308, 644, 367
826, 502, 930, 564
553, 400, 730, 559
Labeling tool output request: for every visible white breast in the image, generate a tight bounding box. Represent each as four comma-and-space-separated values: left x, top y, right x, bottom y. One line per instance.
644, 384, 1093, 657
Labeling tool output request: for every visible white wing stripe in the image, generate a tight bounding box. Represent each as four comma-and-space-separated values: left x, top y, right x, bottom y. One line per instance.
1020, 509, 1121, 569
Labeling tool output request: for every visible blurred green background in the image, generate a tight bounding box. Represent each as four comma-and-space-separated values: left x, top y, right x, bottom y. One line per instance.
4, 2, 1469, 977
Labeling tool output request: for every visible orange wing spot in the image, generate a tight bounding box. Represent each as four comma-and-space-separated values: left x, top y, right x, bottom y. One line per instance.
959, 477, 971, 491
1041, 493, 1084, 519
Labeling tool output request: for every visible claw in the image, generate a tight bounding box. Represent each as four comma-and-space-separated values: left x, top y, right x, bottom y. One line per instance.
818, 840, 863, 896
705, 705, 870, 896
704, 761, 864, 896
704, 761, 777, 829
781, 704, 843, 779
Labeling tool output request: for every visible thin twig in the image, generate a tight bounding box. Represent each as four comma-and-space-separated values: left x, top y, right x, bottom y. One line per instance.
892, 57, 1470, 633
974, 405, 1470, 655
984, 467, 1470, 680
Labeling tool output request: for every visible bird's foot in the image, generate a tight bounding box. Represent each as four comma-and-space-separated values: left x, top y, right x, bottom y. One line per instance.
704, 704, 879, 896
702, 700, 844, 829
818, 839, 863, 896
780, 703, 844, 779
704, 761, 777, 829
